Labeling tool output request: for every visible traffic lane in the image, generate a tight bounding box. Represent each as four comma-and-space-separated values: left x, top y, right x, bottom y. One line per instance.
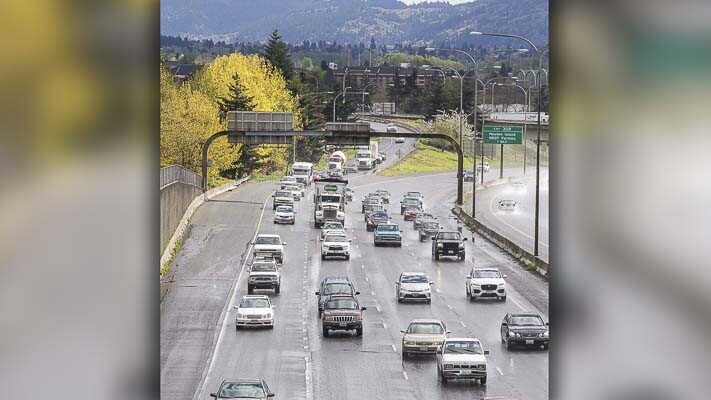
160, 181, 275, 400
347, 174, 548, 399
196, 185, 318, 399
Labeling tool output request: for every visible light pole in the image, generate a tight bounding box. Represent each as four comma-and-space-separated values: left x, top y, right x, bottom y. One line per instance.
361, 81, 378, 113
471, 30, 548, 257
333, 86, 352, 122
343, 68, 370, 94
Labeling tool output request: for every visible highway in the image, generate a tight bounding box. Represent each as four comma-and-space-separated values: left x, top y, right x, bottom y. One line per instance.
160, 122, 548, 400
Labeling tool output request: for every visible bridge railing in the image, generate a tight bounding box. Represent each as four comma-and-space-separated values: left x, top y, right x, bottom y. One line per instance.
160, 165, 201, 190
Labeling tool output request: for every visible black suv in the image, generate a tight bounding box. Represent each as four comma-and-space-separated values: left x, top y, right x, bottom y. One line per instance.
321, 294, 366, 337
315, 277, 360, 314
431, 231, 468, 261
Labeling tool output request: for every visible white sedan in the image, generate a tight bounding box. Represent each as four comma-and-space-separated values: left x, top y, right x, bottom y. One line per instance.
234, 295, 275, 329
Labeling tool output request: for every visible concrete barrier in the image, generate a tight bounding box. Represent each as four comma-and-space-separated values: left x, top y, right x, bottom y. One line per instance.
452, 205, 549, 277
160, 176, 250, 272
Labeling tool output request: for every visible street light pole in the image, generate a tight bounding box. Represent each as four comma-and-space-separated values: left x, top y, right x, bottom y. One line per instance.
471, 30, 547, 257
333, 87, 351, 122
361, 81, 378, 113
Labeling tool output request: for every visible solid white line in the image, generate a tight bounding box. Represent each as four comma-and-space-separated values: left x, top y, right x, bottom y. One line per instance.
195, 192, 270, 400
488, 194, 549, 248
391, 344, 397, 352
365, 276, 369, 282
376, 305, 381, 312
458, 321, 466, 328
305, 356, 314, 400
383, 322, 387, 329
496, 367, 504, 376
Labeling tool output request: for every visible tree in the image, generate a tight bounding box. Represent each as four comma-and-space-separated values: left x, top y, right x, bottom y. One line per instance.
217, 72, 254, 123
302, 56, 314, 70
262, 29, 294, 81
320, 60, 329, 71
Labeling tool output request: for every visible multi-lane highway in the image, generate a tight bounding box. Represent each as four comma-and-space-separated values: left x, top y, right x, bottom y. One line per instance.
160, 133, 549, 400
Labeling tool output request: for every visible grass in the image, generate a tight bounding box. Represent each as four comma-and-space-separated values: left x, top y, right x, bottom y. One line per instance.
207, 176, 233, 189
160, 237, 183, 276
378, 142, 476, 176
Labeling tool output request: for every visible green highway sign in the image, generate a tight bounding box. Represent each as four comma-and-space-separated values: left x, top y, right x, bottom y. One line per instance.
483, 125, 523, 144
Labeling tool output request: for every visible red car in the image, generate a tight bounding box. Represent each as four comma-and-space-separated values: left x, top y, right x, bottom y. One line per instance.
403, 207, 421, 221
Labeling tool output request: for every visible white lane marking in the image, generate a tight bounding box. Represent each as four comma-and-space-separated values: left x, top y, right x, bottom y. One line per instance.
376, 305, 382, 313
361, 264, 365, 269
488, 194, 549, 248
496, 367, 504, 376
509, 295, 526, 311
391, 344, 397, 352
435, 288, 441, 293
365, 276, 369, 282
195, 192, 271, 400
383, 322, 387, 329
402, 371, 409, 381
458, 321, 466, 328
305, 356, 314, 400
446, 304, 453, 310
370, 291, 375, 296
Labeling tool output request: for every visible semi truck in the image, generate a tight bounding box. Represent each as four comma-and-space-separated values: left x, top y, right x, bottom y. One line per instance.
313, 178, 347, 228
356, 142, 379, 170
327, 151, 346, 171
291, 162, 314, 186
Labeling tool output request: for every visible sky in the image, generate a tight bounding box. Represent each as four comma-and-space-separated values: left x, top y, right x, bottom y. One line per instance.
399, 0, 477, 4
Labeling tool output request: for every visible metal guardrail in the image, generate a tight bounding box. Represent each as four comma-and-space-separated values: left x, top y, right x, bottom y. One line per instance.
160, 165, 201, 190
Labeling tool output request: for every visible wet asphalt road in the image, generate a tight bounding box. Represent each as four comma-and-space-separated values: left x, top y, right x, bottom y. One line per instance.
161, 123, 548, 400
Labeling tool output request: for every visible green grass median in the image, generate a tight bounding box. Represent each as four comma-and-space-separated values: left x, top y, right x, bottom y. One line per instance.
378, 142, 476, 176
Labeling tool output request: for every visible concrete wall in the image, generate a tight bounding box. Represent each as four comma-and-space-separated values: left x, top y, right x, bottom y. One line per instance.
160, 182, 202, 253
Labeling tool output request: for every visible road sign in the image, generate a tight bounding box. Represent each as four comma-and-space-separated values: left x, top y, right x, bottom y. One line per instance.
483, 126, 523, 144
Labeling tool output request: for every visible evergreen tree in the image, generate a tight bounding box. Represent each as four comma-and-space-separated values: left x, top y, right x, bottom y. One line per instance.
425, 79, 447, 119
262, 29, 294, 81
217, 72, 254, 122
320, 60, 329, 71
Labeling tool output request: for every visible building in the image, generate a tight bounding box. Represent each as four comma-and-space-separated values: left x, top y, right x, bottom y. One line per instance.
168, 64, 200, 82
332, 66, 448, 90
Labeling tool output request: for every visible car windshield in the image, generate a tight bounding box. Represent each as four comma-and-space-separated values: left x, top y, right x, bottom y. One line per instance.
473, 270, 501, 279
219, 382, 265, 398
276, 206, 293, 212
323, 222, 343, 230
256, 236, 280, 245
417, 213, 433, 220
444, 341, 483, 355
403, 199, 419, 205
321, 195, 340, 203
239, 298, 270, 308
510, 315, 545, 326
275, 191, 291, 197
422, 222, 439, 230
325, 299, 358, 310
282, 177, 296, 182
401, 274, 428, 283
293, 168, 308, 175
251, 263, 276, 272
438, 232, 461, 240
372, 211, 388, 218
323, 283, 353, 295
407, 323, 444, 334
376, 190, 388, 195
406, 192, 421, 198
325, 234, 347, 242
377, 225, 398, 232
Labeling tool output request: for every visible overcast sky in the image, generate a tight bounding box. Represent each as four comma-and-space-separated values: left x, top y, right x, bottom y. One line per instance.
399, 0, 477, 4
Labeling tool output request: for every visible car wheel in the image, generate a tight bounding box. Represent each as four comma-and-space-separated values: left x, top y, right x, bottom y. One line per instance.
345, 255, 350, 260
440, 372, 448, 384
321, 254, 326, 260
466, 287, 471, 298
501, 332, 506, 344
506, 340, 512, 350
426, 298, 431, 304
397, 297, 402, 303
322, 327, 329, 337
543, 344, 549, 350
480, 376, 487, 385
247, 285, 254, 294
235, 325, 240, 331
269, 324, 274, 330
402, 351, 408, 359
469, 294, 475, 302
356, 328, 363, 337
434, 253, 440, 261
500, 295, 507, 302
275, 285, 280, 295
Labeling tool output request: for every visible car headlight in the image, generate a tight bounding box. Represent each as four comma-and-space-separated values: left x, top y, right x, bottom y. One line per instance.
542, 331, 549, 338
437, 243, 443, 248
508, 331, 516, 337
316, 211, 323, 217
237, 312, 246, 318
403, 340, 415, 346
323, 316, 334, 321
444, 364, 454, 370
265, 313, 273, 319
459, 243, 465, 248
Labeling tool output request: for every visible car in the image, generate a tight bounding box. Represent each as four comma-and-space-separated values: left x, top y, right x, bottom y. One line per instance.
476, 161, 490, 173
252, 252, 277, 264
413, 212, 435, 229
247, 260, 281, 294
321, 294, 366, 337
320, 221, 344, 239
283, 185, 302, 200
404, 191, 424, 204
401, 319, 449, 357
497, 199, 517, 210
374, 223, 402, 247
387, 123, 398, 133
328, 169, 344, 180
234, 295, 275, 329
210, 378, 275, 399
400, 198, 421, 215
500, 312, 549, 350
366, 210, 390, 232
273, 205, 295, 224
379, 152, 387, 161
272, 190, 294, 210
437, 338, 489, 385
344, 187, 354, 202
252, 234, 286, 263
403, 206, 423, 221
466, 268, 507, 301
463, 169, 474, 182
280, 176, 298, 188
321, 232, 352, 260
418, 220, 441, 242
395, 137, 405, 143
375, 189, 390, 204
315, 277, 360, 314
511, 181, 526, 191
344, 163, 358, 174
431, 231, 467, 261
364, 204, 386, 222
362, 195, 383, 213
395, 272, 433, 303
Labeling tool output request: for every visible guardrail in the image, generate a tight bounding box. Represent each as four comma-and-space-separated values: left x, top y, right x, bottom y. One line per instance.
160, 165, 201, 190
452, 205, 549, 277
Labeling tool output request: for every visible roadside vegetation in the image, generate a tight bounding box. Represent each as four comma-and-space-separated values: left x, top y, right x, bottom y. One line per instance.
379, 142, 475, 176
